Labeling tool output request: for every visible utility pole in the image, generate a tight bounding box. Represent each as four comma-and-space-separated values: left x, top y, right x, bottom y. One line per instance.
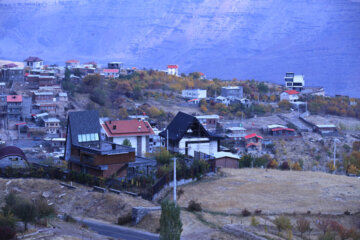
173, 157, 177, 205
166, 129, 169, 151
333, 138, 338, 173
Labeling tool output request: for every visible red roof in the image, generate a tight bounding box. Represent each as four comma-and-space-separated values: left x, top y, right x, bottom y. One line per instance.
244, 133, 263, 140
284, 90, 299, 95
271, 128, 295, 132
7, 95, 22, 103
188, 98, 199, 102
103, 120, 154, 137
24, 73, 29, 77
103, 69, 120, 73
199, 72, 205, 76
15, 122, 27, 126
66, 59, 79, 63
167, 65, 178, 69
246, 142, 259, 148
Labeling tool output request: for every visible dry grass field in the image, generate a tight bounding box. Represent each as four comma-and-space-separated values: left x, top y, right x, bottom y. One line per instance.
163, 168, 360, 239
177, 169, 360, 215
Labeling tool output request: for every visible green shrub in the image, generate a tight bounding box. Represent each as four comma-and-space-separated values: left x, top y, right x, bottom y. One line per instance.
274, 215, 292, 234
242, 209, 251, 217
251, 216, 259, 226
117, 214, 132, 225
160, 200, 182, 240
187, 200, 202, 212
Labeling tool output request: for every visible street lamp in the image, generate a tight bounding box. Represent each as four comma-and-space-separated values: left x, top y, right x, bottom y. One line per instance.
333, 138, 340, 173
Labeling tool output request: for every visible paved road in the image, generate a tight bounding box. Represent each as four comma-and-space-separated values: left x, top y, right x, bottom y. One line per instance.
74, 217, 159, 240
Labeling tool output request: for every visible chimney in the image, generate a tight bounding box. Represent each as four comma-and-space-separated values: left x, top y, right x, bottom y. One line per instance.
109, 120, 112, 124
113, 125, 116, 130
112, 143, 116, 150
138, 126, 141, 131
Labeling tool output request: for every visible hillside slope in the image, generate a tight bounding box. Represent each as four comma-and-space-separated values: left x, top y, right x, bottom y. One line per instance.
0, 0, 360, 96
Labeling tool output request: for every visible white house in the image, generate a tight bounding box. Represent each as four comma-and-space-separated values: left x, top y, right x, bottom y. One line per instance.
43, 117, 61, 134
24, 57, 43, 69
167, 65, 179, 76
182, 89, 207, 99
284, 72, 305, 91
159, 112, 221, 157
215, 96, 231, 106
101, 119, 154, 157
103, 69, 120, 78
65, 60, 80, 68
280, 90, 299, 102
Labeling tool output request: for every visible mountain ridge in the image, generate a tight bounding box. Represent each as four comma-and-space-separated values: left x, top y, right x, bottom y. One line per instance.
0, 0, 359, 96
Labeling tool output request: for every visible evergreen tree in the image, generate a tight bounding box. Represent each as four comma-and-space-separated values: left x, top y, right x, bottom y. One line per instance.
160, 200, 182, 240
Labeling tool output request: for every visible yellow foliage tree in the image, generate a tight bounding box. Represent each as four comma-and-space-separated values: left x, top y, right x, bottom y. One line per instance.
291, 162, 302, 171
347, 164, 359, 175
327, 161, 337, 172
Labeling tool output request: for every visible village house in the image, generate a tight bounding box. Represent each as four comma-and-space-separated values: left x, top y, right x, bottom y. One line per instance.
215, 96, 231, 106
265, 124, 296, 137
212, 152, 240, 169
34, 103, 57, 114
0, 82, 5, 93
69, 74, 81, 84
1, 64, 24, 82
244, 133, 263, 154
7, 95, 23, 120
108, 62, 123, 69
314, 124, 338, 136
43, 117, 61, 135
280, 90, 299, 102
0, 95, 7, 118
24, 57, 43, 69
65, 110, 136, 178
33, 91, 53, 103
0, 146, 29, 169
65, 59, 80, 68
221, 86, 243, 99
159, 112, 221, 157
284, 72, 305, 92
225, 126, 247, 141
39, 76, 56, 86
182, 89, 207, 99
101, 119, 155, 157
102, 68, 120, 78
167, 65, 179, 76
58, 92, 68, 101
195, 115, 220, 129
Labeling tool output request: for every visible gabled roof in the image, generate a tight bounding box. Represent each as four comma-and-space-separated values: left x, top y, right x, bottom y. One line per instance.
246, 142, 259, 148
24, 56, 43, 62
244, 133, 263, 140
0, 146, 27, 161
3, 63, 18, 68
159, 111, 212, 142
167, 65, 178, 69
7, 95, 22, 103
284, 90, 299, 95
102, 119, 154, 137
67, 110, 101, 146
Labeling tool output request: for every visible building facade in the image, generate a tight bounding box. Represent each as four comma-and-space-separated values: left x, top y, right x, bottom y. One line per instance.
221, 86, 243, 99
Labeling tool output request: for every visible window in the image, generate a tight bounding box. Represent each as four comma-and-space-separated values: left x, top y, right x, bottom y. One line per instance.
78, 133, 99, 143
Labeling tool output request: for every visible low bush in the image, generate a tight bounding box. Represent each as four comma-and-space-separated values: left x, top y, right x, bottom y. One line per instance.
274, 215, 292, 233
64, 214, 76, 223
187, 200, 202, 212
242, 209, 251, 217
0, 226, 16, 240
254, 209, 262, 215
280, 161, 290, 170
251, 216, 259, 226
117, 214, 132, 225
296, 218, 310, 238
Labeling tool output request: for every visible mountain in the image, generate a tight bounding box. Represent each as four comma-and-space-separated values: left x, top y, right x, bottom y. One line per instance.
0, 0, 360, 97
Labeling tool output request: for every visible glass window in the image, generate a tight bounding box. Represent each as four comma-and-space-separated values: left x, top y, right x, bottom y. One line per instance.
94, 133, 99, 141
90, 133, 95, 141
78, 135, 82, 142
